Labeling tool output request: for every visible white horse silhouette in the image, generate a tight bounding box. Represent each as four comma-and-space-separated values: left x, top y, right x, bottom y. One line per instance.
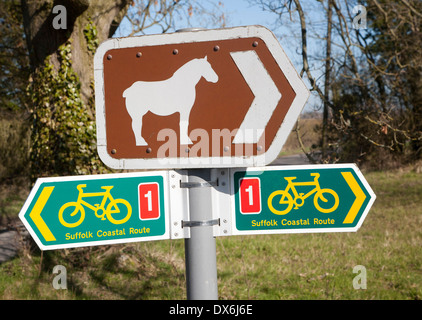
122, 56, 218, 146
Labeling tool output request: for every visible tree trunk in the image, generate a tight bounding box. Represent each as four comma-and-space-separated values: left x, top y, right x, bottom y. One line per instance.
21, 0, 130, 178
22, 0, 129, 106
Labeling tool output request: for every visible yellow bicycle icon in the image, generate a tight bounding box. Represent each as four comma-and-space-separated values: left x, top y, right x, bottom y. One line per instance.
58, 184, 132, 228
268, 173, 339, 215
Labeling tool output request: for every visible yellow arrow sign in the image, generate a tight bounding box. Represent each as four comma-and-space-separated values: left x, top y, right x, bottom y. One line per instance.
341, 172, 367, 224
29, 186, 56, 241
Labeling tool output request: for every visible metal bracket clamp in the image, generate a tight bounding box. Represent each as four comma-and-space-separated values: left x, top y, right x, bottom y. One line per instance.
180, 180, 218, 188
182, 219, 220, 228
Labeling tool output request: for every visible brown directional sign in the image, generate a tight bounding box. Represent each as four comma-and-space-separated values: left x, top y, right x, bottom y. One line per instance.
94, 26, 309, 169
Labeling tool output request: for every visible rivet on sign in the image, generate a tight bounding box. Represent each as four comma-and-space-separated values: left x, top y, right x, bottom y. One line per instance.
252, 41, 258, 47
111, 149, 116, 154
223, 146, 229, 152
136, 52, 142, 58
146, 147, 152, 153
257, 145, 263, 151
107, 54, 112, 60
213, 45, 220, 52
185, 147, 190, 153
173, 49, 179, 55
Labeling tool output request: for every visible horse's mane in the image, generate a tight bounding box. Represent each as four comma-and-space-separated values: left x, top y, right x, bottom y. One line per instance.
173, 57, 207, 77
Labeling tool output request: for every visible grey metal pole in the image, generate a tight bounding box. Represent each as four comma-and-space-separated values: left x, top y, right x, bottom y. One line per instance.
184, 169, 218, 300
175, 28, 217, 300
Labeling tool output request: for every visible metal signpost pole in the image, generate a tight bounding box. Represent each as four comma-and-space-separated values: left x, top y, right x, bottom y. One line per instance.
183, 169, 218, 300
175, 28, 218, 300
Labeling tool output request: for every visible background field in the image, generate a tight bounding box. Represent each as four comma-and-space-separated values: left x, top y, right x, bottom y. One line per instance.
1, 144, 421, 300
1, 117, 421, 299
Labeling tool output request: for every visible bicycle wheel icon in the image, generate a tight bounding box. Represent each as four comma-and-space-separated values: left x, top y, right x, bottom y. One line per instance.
267, 190, 294, 215
105, 199, 132, 224
58, 202, 85, 228
313, 189, 339, 213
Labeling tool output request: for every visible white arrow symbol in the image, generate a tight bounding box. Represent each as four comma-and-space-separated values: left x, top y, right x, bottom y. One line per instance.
230, 50, 282, 144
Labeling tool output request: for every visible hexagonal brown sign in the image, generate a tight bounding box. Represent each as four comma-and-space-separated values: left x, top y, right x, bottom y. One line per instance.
94, 26, 309, 169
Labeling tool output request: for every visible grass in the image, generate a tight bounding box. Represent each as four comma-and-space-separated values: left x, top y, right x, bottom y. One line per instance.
217, 167, 421, 300
279, 117, 321, 156
1, 164, 421, 300
0, 111, 420, 299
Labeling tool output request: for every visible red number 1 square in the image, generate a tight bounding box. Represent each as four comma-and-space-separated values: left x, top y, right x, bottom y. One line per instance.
138, 183, 160, 220
239, 178, 261, 214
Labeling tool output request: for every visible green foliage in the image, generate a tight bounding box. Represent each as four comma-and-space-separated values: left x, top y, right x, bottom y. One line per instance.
0, 117, 30, 180
28, 40, 108, 180
0, 0, 30, 112
83, 18, 99, 54
329, 0, 422, 168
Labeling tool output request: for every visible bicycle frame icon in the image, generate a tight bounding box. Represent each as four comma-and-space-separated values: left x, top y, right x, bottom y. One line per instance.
58, 184, 132, 228
268, 173, 339, 215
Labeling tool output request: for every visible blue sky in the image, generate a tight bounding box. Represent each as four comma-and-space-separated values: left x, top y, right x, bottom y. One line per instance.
222, 0, 277, 27
116, 1, 305, 65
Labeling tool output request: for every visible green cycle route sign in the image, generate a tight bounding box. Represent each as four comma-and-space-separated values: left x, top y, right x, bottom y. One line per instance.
19, 164, 376, 249
19, 171, 175, 250
229, 164, 376, 235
